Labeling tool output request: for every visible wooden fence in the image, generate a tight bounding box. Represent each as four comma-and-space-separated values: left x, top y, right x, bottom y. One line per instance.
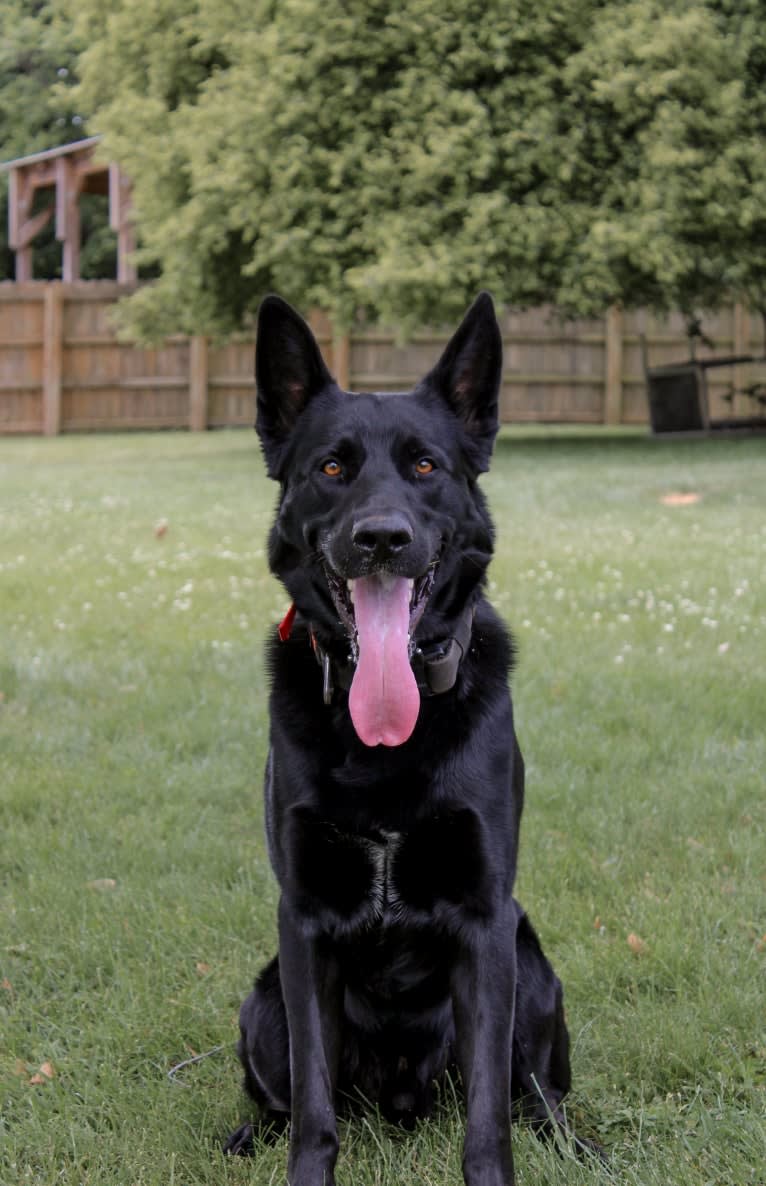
0, 281, 761, 434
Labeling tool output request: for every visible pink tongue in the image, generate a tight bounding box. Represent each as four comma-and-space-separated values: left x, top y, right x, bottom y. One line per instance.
348, 574, 420, 747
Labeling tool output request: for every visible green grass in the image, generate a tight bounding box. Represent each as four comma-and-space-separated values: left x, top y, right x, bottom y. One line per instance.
1, 428, 764, 1185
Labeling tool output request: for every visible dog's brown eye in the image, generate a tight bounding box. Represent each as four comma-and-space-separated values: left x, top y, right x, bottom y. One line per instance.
415, 458, 435, 475
322, 459, 343, 478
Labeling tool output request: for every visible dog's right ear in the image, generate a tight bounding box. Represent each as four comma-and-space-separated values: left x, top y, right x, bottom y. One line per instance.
255, 296, 335, 476
423, 292, 502, 474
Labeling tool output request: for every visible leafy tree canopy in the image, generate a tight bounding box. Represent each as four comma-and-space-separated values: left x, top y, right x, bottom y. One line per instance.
553, 0, 766, 332
9, 0, 764, 337
0, 1, 113, 280
71, 0, 594, 335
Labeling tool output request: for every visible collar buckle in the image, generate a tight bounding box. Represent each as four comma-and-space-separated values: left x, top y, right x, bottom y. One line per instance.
320, 649, 334, 705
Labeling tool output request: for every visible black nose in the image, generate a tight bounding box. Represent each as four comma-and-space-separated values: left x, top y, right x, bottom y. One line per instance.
352, 512, 414, 559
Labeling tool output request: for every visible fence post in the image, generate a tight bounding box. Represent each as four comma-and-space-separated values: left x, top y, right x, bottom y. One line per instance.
604, 305, 623, 425
332, 327, 351, 391
733, 303, 750, 418
733, 302, 749, 354
42, 283, 64, 436
189, 335, 209, 431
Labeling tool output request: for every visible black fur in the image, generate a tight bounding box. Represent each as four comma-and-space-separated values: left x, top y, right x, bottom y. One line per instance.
224, 294, 591, 1185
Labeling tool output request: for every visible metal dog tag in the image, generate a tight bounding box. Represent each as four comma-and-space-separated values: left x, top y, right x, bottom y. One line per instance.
322, 652, 333, 705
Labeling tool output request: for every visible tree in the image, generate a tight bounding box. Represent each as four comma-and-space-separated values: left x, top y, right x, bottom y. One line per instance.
706, 0, 766, 346
549, 0, 766, 341
65, 0, 766, 339
71, 0, 593, 337
0, 1, 117, 280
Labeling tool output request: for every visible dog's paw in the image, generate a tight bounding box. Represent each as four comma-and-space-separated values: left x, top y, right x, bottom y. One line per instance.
223, 1122, 255, 1157
572, 1132, 608, 1164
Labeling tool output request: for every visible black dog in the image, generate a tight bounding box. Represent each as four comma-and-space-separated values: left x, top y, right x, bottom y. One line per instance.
225, 294, 583, 1185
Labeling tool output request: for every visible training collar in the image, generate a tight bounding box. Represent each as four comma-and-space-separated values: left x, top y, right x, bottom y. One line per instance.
277, 602, 475, 706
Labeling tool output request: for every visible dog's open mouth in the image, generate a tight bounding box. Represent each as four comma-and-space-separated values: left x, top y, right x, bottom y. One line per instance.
324, 565, 436, 656
324, 564, 437, 749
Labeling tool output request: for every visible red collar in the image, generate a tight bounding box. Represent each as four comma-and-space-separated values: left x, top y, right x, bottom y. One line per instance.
277, 602, 297, 642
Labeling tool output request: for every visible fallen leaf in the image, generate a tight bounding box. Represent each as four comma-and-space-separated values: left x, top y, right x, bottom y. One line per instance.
1, 977, 12, 992
27, 1060, 56, 1085
154, 519, 169, 538
593, 916, 602, 930
86, 878, 117, 892
627, 932, 648, 956
195, 962, 211, 976
661, 492, 701, 506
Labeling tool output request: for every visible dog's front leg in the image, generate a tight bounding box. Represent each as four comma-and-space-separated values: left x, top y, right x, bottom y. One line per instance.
451, 903, 518, 1186
279, 898, 342, 1186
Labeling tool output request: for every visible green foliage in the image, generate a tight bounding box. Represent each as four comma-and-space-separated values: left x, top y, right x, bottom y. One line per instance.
0, 1, 115, 280
6, 0, 766, 333
553, 0, 766, 330
71, 0, 593, 336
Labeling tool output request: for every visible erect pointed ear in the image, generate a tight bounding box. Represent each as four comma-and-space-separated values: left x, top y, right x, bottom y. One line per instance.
425, 292, 502, 473
255, 296, 336, 476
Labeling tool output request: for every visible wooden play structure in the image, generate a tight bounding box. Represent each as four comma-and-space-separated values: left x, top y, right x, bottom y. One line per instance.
2, 136, 136, 284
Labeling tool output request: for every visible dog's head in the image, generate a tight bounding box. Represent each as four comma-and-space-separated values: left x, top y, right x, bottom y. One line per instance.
256, 293, 502, 746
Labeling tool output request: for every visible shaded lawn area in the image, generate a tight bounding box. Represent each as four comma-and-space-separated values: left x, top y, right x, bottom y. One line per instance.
1, 428, 764, 1185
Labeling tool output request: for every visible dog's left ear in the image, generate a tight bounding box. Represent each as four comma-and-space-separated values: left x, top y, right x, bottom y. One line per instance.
255, 296, 336, 476
425, 292, 502, 473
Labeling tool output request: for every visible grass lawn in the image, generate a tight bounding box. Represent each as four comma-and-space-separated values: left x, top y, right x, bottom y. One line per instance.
1, 428, 764, 1186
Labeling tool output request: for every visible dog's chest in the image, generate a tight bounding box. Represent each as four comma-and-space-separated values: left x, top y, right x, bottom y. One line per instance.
286, 807, 492, 934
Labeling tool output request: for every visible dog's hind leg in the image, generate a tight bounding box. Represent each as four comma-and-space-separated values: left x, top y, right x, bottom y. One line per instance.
511, 910, 571, 1133
223, 956, 291, 1156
